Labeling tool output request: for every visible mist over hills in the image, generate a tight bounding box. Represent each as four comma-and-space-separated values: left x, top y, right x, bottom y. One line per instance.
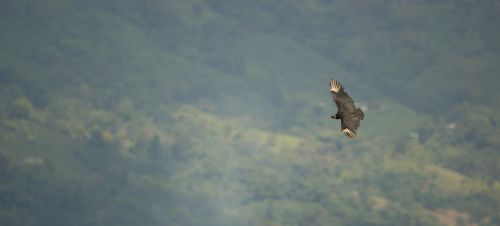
1, 1, 499, 226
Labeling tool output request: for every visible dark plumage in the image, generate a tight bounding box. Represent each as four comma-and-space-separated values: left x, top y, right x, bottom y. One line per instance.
329, 79, 364, 139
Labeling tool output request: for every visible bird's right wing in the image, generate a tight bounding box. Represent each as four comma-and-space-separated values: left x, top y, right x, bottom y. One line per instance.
340, 118, 357, 139
340, 109, 363, 139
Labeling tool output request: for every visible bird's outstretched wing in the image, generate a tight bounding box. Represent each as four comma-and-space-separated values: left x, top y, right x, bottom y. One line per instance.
329, 79, 357, 114
340, 113, 363, 139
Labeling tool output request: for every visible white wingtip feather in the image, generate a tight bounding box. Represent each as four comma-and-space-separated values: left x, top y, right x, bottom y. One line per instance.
341, 128, 356, 139
330, 80, 342, 93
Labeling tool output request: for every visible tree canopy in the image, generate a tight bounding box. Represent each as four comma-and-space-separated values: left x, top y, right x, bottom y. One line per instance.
1, 1, 499, 226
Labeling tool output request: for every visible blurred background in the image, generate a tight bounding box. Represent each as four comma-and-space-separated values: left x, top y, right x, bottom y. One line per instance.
1, 0, 499, 225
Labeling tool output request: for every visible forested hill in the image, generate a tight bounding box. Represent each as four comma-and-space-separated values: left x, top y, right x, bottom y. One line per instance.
0, 1, 499, 226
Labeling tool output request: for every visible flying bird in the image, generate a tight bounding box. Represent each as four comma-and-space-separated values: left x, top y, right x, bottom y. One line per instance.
329, 79, 364, 139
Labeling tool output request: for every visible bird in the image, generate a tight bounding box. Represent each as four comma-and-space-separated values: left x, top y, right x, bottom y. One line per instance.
329, 79, 364, 139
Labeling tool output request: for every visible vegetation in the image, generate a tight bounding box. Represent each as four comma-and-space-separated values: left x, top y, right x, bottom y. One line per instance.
0, 0, 499, 226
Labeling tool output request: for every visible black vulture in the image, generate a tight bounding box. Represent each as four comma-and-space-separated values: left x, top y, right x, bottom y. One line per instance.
329, 79, 364, 139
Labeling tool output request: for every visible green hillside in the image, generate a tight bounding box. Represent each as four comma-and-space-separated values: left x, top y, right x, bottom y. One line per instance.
1, 1, 499, 226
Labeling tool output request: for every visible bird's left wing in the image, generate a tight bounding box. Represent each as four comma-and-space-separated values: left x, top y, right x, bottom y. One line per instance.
329, 79, 354, 109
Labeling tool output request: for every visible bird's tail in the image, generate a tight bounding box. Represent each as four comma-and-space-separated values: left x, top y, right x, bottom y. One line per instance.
357, 108, 364, 120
